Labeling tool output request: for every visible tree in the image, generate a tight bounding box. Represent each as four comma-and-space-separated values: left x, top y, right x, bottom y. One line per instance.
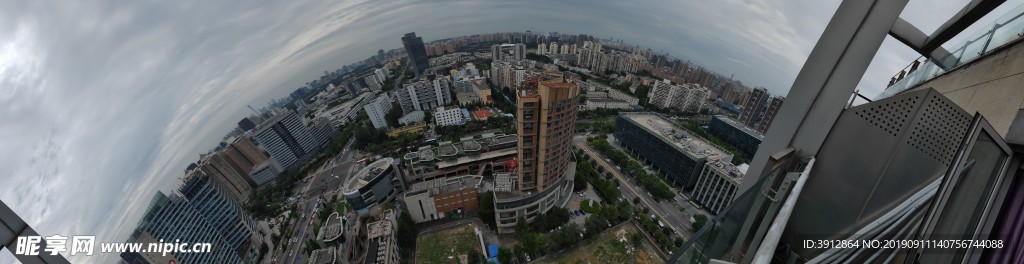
520, 232, 547, 257
516, 216, 529, 235
584, 214, 608, 238
498, 247, 513, 264
479, 192, 496, 229
397, 212, 417, 251
385, 103, 403, 127
550, 223, 583, 250
692, 214, 709, 231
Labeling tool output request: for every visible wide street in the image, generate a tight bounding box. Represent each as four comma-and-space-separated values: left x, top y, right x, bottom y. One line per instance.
573, 136, 695, 241
281, 139, 360, 264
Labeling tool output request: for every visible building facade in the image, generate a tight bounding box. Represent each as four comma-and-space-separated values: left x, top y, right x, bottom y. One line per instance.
753, 96, 784, 134
692, 160, 745, 215
493, 71, 579, 233
614, 113, 733, 189
433, 107, 465, 126
394, 78, 452, 114
365, 209, 400, 264
707, 115, 764, 158
402, 32, 430, 78
403, 175, 482, 223
738, 87, 768, 127
492, 43, 526, 62
364, 94, 393, 129
647, 80, 709, 112
341, 158, 401, 214
133, 171, 263, 264
253, 110, 330, 171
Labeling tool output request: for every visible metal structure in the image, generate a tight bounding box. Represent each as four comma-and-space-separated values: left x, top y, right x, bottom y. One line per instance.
0, 200, 71, 264
673, 0, 1023, 263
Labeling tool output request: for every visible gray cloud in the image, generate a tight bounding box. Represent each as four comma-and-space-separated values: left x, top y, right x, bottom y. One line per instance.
1, 0, 1021, 263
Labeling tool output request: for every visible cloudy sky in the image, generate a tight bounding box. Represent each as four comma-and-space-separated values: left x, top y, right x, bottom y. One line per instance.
1, 0, 1021, 263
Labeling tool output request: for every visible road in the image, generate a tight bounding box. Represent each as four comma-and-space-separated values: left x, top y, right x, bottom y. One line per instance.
281, 140, 360, 264
574, 136, 692, 240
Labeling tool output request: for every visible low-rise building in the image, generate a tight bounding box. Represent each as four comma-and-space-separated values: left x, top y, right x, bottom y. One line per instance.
342, 158, 402, 215
583, 97, 633, 110
403, 175, 483, 223
321, 93, 373, 127
607, 88, 640, 105
398, 110, 425, 125
614, 112, 733, 189
402, 134, 517, 185
707, 115, 764, 158
433, 107, 465, 126
692, 160, 746, 215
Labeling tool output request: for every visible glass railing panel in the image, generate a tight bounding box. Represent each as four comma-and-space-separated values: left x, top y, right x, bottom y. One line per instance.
990, 5, 1024, 50
878, 2, 1024, 100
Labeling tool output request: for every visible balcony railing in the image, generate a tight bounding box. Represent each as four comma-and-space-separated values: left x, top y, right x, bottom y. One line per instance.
878, 3, 1024, 99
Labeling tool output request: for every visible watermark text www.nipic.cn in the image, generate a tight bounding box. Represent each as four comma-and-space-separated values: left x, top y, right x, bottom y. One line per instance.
14, 235, 212, 256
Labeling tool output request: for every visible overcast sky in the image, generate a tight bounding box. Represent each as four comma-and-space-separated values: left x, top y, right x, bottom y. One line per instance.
2, 0, 1022, 263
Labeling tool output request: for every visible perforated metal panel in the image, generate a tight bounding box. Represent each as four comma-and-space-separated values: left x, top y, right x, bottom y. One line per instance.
784, 88, 975, 258
906, 94, 972, 165
854, 96, 919, 136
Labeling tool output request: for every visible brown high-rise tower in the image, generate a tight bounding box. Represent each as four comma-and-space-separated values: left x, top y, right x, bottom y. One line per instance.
515, 71, 580, 193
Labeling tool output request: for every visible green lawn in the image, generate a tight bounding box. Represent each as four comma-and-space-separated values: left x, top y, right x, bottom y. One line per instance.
416, 224, 483, 264
580, 199, 601, 214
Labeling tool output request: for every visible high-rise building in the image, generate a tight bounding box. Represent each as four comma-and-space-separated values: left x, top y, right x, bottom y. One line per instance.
190, 136, 269, 204
491, 71, 579, 234
492, 43, 526, 62
363, 94, 393, 129
754, 96, 783, 134
252, 110, 327, 171
402, 32, 430, 78
237, 117, 256, 132
394, 78, 452, 114
738, 87, 769, 127
515, 71, 579, 192
132, 171, 264, 264
647, 80, 709, 112
365, 209, 400, 264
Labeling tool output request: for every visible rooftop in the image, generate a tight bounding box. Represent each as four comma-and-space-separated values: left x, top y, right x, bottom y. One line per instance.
407, 175, 483, 195
714, 115, 765, 139
482, 134, 517, 147
705, 160, 746, 183
621, 113, 732, 162
342, 158, 393, 192
308, 247, 336, 264
321, 212, 344, 242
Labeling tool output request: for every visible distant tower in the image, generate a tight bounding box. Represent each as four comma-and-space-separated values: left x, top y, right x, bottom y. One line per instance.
402, 32, 430, 78
246, 105, 260, 115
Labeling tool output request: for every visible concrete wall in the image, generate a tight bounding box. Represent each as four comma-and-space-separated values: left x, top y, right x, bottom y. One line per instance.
909, 40, 1024, 140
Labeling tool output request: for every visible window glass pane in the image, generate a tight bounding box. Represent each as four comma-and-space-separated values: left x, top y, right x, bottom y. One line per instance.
922, 132, 1007, 261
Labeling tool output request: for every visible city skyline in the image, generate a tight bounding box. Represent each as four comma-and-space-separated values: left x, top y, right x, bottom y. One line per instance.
3, 0, 1024, 263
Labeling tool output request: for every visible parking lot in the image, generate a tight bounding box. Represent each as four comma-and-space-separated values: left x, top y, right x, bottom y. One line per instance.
566, 183, 604, 226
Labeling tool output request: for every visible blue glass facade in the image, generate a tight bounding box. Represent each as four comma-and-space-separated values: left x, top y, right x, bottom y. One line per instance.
614, 114, 706, 189
707, 116, 762, 158
135, 171, 261, 264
